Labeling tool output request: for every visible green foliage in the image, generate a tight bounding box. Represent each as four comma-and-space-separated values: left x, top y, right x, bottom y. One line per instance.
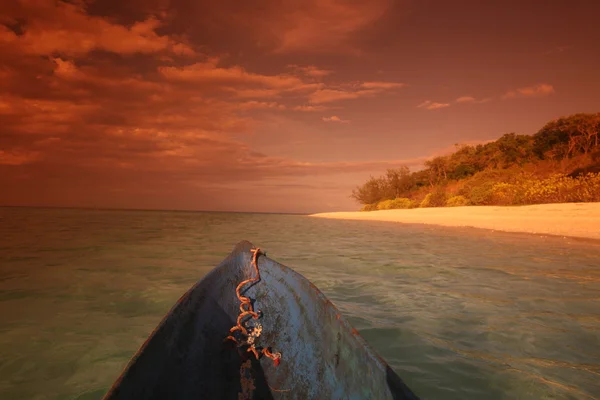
377, 197, 417, 210
496, 133, 536, 167
382, 167, 414, 198
351, 176, 386, 205
376, 200, 394, 210
467, 181, 496, 205
489, 183, 520, 205
446, 195, 470, 207
517, 173, 600, 204
393, 198, 418, 209
533, 113, 600, 159
351, 112, 600, 209
459, 168, 524, 204
472, 173, 600, 205
533, 119, 571, 159
351, 167, 415, 206
420, 190, 448, 208
424, 156, 450, 185
449, 164, 477, 180
360, 203, 378, 212
419, 193, 433, 208
411, 169, 430, 188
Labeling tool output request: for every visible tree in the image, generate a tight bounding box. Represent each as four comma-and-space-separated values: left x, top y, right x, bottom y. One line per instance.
383, 166, 412, 198
533, 113, 600, 159
424, 156, 449, 185
350, 112, 600, 208
495, 133, 535, 166
350, 176, 386, 205
411, 169, 430, 188
447, 145, 479, 179
568, 113, 600, 155
533, 119, 570, 159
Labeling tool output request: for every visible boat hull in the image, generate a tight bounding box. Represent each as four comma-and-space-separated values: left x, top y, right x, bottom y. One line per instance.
103, 241, 418, 399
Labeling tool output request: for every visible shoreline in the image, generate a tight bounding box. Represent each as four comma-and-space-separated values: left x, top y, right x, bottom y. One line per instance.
310, 203, 600, 241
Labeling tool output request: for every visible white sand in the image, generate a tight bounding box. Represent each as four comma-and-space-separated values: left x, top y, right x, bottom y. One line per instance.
310, 203, 600, 240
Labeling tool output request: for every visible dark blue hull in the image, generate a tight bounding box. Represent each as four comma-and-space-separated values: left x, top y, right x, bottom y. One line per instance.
103, 241, 419, 399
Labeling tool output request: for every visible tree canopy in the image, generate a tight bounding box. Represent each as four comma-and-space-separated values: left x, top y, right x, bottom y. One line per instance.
351, 112, 600, 209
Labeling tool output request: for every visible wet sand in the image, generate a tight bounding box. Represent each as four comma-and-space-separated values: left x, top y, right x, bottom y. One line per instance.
310, 203, 600, 240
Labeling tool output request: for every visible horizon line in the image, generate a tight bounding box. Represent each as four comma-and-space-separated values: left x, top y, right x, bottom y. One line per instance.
0, 204, 312, 216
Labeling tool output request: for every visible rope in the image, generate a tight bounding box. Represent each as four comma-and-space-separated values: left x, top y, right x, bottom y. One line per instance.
269, 385, 291, 393
224, 248, 282, 367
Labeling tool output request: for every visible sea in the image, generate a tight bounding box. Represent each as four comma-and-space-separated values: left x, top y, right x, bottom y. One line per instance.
1, 206, 599, 400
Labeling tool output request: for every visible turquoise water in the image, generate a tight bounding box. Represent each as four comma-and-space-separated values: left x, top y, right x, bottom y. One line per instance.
1, 207, 599, 400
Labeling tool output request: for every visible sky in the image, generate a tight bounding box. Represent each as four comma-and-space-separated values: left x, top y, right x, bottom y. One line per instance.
1, 0, 600, 213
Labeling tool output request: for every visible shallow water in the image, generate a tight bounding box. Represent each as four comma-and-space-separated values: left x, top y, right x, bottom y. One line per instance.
1, 207, 599, 399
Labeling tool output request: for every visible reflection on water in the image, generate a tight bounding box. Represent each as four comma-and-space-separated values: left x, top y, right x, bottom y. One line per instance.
1, 207, 599, 399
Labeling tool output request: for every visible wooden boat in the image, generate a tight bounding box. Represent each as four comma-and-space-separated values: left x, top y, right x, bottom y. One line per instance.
103, 241, 419, 399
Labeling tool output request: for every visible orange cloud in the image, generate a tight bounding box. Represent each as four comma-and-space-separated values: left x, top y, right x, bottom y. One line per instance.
455, 96, 492, 104
309, 81, 403, 104
287, 65, 333, 78
0, 149, 40, 165
51, 58, 84, 80
0, 0, 195, 57
1, 39, 409, 212
292, 105, 332, 112
502, 83, 555, 99
322, 116, 350, 123
49, 58, 162, 95
417, 100, 450, 110
157, 58, 333, 106
157, 58, 404, 106
360, 81, 406, 90
159, 58, 304, 89
1, 0, 411, 213
1, 95, 101, 136
0, 0, 469, 213
310, 89, 370, 104
269, 0, 392, 54
237, 101, 286, 110
455, 96, 476, 103
229, 88, 282, 99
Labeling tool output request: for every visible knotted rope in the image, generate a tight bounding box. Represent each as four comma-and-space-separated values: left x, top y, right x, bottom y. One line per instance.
225, 248, 282, 366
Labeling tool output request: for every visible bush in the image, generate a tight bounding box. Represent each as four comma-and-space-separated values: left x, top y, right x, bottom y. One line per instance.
519, 173, 600, 204
467, 181, 496, 205
361, 203, 378, 211
458, 173, 600, 206
450, 164, 477, 180
459, 168, 528, 201
376, 200, 394, 210
489, 183, 520, 205
420, 190, 448, 208
419, 193, 432, 208
431, 189, 449, 207
574, 173, 600, 201
446, 195, 470, 207
389, 197, 418, 209
377, 197, 417, 210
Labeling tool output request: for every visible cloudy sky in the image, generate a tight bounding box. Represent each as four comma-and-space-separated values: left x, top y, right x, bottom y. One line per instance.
1, 0, 599, 213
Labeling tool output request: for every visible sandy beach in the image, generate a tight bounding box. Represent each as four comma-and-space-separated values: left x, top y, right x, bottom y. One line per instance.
311, 203, 600, 240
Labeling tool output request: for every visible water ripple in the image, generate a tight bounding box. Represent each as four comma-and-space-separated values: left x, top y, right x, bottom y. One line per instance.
1, 207, 599, 399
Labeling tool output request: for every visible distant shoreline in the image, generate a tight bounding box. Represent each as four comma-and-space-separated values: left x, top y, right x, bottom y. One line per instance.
310, 203, 600, 240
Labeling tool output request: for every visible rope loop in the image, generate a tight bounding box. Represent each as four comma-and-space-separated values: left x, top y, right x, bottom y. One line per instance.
224, 248, 281, 367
